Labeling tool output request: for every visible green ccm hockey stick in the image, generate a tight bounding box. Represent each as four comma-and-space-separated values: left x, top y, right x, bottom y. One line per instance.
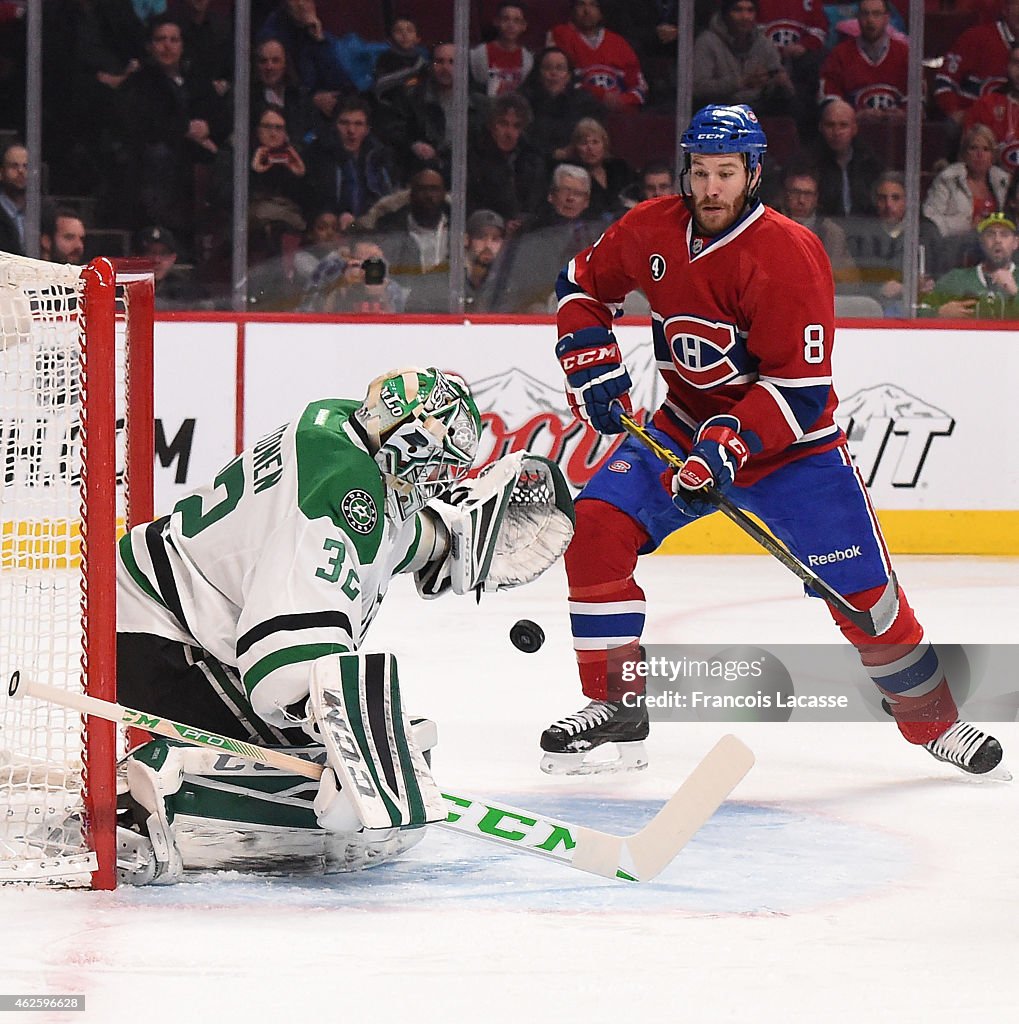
10, 672, 754, 884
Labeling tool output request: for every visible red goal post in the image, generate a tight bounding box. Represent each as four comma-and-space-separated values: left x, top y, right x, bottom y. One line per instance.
0, 255, 153, 889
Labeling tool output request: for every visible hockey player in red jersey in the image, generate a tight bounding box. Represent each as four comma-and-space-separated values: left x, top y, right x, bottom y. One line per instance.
540, 103, 1006, 780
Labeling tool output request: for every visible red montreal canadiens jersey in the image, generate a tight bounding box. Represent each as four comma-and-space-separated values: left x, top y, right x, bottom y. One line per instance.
558, 197, 843, 485
820, 36, 909, 111
548, 23, 647, 107
965, 91, 1019, 170
935, 20, 1014, 117
758, 0, 828, 52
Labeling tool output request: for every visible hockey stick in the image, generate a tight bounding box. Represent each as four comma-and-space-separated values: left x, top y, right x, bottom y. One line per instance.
618, 413, 897, 637
8, 671, 753, 883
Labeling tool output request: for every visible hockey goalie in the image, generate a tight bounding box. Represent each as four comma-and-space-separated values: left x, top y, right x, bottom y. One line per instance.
113, 367, 574, 883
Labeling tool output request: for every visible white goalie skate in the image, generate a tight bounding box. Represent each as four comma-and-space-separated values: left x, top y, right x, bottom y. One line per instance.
539, 699, 650, 776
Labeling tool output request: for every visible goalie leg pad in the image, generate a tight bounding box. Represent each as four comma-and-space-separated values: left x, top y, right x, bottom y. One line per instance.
416, 451, 575, 597
309, 652, 446, 831
117, 727, 438, 879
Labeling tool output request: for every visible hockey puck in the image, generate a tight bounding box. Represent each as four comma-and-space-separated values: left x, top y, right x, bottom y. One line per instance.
510, 619, 545, 654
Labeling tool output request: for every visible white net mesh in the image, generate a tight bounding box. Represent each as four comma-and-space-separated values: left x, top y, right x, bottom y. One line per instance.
0, 254, 125, 884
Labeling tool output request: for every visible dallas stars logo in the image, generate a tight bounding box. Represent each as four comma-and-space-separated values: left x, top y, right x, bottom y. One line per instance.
341, 490, 378, 534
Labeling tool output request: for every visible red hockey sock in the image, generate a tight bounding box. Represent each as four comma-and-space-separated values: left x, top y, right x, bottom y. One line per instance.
831, 582, 957, 744
565, 500, 649, 701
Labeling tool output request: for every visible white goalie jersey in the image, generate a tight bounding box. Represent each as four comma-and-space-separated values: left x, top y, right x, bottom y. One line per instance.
117, 399, 425, 728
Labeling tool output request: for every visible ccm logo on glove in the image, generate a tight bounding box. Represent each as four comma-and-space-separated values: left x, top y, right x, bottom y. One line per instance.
677, 425, 750, 492
558, 342, 622, 374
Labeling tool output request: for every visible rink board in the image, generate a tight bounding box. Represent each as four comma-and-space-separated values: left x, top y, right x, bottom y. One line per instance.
5, 318, 1016, 556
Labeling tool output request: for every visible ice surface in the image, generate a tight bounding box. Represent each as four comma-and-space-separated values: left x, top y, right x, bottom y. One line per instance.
2, 555, 1017, 1023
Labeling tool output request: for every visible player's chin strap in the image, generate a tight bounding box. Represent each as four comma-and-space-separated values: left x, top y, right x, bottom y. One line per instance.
414, 451, 575, 599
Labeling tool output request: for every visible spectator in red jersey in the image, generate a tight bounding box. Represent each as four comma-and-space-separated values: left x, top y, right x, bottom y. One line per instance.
964, 41, 1019, 173
819, 0, 908, 121
757, 0, 827, 58
935, 0, 1019, 127
757, 0, 829, 132
470, 3, 534, 98
923, 122, 1009, 266
692, 0, 794, 117
546, 0, 648, 110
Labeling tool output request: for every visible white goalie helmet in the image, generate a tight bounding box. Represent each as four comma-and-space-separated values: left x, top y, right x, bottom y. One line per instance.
354, 367, 482, 521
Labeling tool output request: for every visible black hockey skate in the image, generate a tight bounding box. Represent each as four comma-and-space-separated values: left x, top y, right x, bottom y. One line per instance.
924, 722, 1010, 780
540, 698, 650, 775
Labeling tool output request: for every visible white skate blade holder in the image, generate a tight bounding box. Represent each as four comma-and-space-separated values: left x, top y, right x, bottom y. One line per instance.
540, 740, 649, 776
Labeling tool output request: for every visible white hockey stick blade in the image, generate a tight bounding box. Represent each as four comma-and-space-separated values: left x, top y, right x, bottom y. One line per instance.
442, 735, 754, 882
617, 734, 755, 881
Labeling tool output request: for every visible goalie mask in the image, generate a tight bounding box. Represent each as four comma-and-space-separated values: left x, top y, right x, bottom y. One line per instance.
354, 367, 482, 521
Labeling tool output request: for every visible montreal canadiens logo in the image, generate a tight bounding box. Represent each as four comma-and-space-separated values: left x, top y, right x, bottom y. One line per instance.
608, 460, 631, 473
342, 490, 378, 534
856, 86, 902, 111
649, 254, 667, 281
664, 315, 741, 389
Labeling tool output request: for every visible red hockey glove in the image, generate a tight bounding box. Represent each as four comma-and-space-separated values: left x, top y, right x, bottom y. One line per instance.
671, 415, 753, 518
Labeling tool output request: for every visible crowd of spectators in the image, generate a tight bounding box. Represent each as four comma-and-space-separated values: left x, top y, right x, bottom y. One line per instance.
1, 1, 1019, 318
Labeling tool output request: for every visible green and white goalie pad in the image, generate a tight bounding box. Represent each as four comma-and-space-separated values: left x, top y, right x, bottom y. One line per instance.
416, 451, 575, 598
115, 718, 439, 883
308, 652, 447, 832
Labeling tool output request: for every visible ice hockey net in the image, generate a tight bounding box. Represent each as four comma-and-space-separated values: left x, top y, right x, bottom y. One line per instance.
0, 254, 153, 889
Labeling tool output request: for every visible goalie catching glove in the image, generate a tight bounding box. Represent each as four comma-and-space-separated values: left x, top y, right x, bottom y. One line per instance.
415, 451, 575, 598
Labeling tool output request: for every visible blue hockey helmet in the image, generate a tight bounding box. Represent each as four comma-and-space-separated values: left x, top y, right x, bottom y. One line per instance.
679, 104, 768, 201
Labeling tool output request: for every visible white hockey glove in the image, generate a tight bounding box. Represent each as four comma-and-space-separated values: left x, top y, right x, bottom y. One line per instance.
415, 451, 575, 598
313, 767, 364, 834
